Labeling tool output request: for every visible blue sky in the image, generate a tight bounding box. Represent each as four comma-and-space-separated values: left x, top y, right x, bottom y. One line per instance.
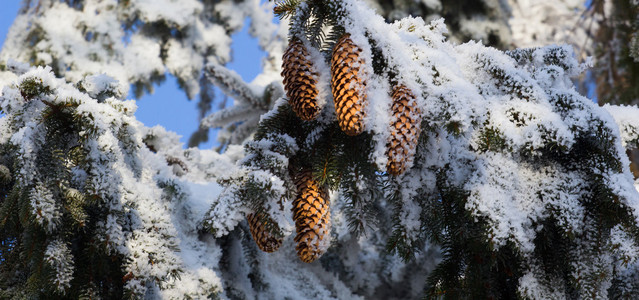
0, 1, 265, 149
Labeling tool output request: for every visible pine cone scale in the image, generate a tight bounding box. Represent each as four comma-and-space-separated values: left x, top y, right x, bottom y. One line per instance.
247, 212, 283, 253
291, 169, 331, 263
331, 34, 367, 136
282, 39, 321, 121
386, 84, 422, 176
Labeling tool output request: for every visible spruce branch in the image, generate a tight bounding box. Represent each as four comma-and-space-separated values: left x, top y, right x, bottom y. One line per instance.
205, 63, 262, 108
273, 0, 302, 20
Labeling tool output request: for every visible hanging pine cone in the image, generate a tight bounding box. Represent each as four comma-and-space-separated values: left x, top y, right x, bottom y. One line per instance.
386, 84, 421, 176
292, 168, 331, 263
331, 33, 367, 136
246, 212, 283, 253
281, 38, 320, 121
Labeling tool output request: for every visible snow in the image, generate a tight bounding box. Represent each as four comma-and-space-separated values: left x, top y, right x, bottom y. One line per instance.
0, 0, 243, 100
2, 0, 639, 298
0, 66, 233, 297
421, 0, 442, 10
509, 0, 593, 60
30, 183, 62, 233
132, 0, 203, 27
252, 0, 639, 296
44, 240, 75, 293
603, 104, 639, 148
518, 269, 565, 299
203, 61, 285, 145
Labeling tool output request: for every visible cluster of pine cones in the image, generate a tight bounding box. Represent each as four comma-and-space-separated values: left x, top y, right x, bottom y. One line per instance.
247, 33, 422, 263
282, 34, 422, 175
246, 167, 329, 263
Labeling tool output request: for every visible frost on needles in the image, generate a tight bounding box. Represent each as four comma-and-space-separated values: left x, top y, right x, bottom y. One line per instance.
2, 0, 639, 299
0, 0, 288, 149
203, 0, 639, 298
0, 66, 222, 298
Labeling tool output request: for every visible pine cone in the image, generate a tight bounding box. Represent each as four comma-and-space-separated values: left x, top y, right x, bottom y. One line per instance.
247, 212, 283, 253
331, 33, 367, 136
282, 39, 320, 121
292, 169, 331, 263
386, 84, 421, 175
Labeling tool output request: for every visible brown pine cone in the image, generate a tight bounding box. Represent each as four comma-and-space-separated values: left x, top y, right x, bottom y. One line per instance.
247, 212, 283, 253
331, 33, 367, 136
281, 39, 320, 121
292, 168, 331, 263
386, 84, 421, 176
